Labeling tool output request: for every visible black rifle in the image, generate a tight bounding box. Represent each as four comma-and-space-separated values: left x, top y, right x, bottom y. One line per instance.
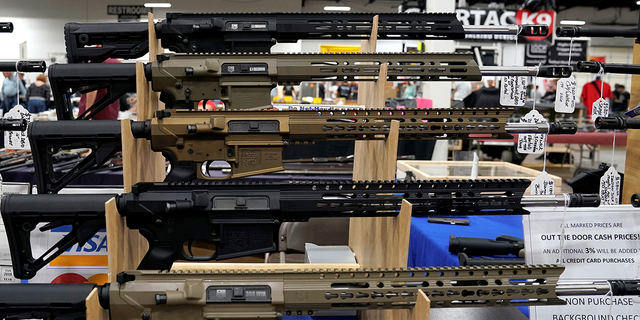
457, 252, 524, 266
0, 283, 98, 320
0, 22, 12, 33
0, 118, 27, 131
0, 60, 46, 72
65, 12, 548, 63
0, 178, 598, 278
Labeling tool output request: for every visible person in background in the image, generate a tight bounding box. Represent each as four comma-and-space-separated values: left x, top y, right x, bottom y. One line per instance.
25, 74, 51, 113
336, 81, 351, 100
581, 75, 612, 119
1, 72, 26, 113
78, 58, 121, 119
349, 82, 358, 101
463, 78, 499, 108
540, 79, 558, 102
318, 82, 325, 101
282, 84, 296, 99
451, 81, 472, 108
612, 84, 630, 116
402, 81, 416, 98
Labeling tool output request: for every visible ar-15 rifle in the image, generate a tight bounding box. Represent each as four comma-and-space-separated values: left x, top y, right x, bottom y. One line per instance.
65, 12, 548, 63
52, 52, 482, 119
594, 116, 640, 130
449, 235, 525, 266
22, 107, 577, 193
4, 267, 640, 320
1, 179, 599, 278
130, 108, 577, 181
51, 51, 571, 119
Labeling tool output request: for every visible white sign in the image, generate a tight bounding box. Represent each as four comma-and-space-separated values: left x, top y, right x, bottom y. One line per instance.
531, 171, 555, 195
3, 106, 31, 149
500, 76, 527, 106
555, 76, 577, 113
591, 97, 610, 121
525, 206, 640, 319
517, 110, 547, 154
599, 167, 621, 206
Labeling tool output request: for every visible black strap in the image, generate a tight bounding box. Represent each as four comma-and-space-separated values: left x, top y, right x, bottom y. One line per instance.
592, 81, 601, 96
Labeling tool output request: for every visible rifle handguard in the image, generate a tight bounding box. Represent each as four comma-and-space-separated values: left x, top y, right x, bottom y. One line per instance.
595, 116, 640, 130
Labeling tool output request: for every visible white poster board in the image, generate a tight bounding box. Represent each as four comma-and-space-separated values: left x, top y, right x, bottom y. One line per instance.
524, 205, 640, 319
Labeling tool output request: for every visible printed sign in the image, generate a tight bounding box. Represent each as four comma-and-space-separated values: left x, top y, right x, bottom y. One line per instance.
500, 76, 527, 106
525, 206, 640, 319
455, 8, 555, 42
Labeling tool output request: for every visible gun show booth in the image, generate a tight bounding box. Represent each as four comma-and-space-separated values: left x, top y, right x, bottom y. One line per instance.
1, 1, 640, 320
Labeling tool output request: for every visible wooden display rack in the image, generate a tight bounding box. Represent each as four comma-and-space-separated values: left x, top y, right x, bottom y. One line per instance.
622, 39, 640, 204
97, 13, 429, 320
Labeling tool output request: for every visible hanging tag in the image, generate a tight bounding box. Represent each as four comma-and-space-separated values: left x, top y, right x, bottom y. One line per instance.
470, 152, 479, 179
591, 97, 610, 120
517, 110, 547, 154
3, 105, 31, 150
599, 166, 621, 206
531, 171, 555, 195
554, 76, 577, 113
499, 76, 527, 106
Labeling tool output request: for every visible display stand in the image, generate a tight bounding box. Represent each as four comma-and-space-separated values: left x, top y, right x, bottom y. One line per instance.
349, 15, 429, 320
622, 39, 640, 204
85, 288, 108, 320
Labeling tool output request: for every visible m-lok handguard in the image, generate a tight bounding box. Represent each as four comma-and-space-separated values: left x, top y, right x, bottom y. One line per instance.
1, 193, 115, 279
145, 52, 481, 109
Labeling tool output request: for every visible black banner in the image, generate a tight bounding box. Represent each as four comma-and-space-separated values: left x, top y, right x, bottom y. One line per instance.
524, 40, 588, 66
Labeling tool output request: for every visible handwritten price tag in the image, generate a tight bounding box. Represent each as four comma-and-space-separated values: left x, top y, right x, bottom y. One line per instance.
599, 166, 621, 206
517, 110, 547, 154
3, 105, 31, 150
591, 97, 610, 121
499, 76, 527, 106
531, 171, 555, 195
555, 75, 577, 113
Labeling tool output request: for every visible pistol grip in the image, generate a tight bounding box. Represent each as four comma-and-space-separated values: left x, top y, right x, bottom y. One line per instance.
162, 150, 198, 182
137, 239, 180, 271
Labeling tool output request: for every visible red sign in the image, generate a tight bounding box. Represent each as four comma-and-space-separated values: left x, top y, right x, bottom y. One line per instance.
589, 56, 606, 63
516, 9, 556, 41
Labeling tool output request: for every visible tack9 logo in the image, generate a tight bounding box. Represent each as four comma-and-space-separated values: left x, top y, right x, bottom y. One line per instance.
516, 9, 556, 41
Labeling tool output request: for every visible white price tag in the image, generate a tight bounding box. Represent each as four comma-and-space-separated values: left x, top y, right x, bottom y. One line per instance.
517, 110, 547, 154
531, 171, 555, 195
599, 167, 621, 206
499, 76, 527, 106
591, 97, 609, 121
3, 105, 31, 150
554, 75, 577, 113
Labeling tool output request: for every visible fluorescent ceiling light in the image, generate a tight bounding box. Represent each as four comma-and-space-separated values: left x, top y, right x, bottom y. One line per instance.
637, 0, 640, 5
560, 20, 586, 25
324, 6, 351, 11
144, 2, 171, 7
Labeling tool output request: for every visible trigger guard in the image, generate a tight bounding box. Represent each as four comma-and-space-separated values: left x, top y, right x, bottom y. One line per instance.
178, 240, 218, 261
